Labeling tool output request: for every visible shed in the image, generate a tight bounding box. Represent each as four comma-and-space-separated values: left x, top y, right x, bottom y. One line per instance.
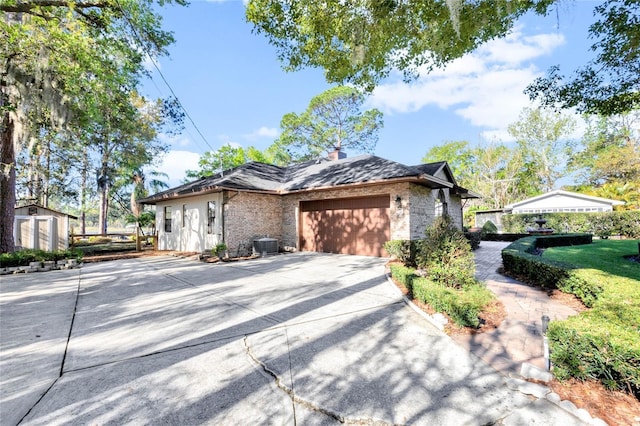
14, 205, 78, 251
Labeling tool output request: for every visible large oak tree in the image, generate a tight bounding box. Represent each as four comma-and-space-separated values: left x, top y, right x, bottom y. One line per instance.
0, 0, 185, 252
247, 0, 638, 114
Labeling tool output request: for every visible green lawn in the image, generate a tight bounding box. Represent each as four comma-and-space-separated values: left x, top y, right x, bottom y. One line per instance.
543, 239, 640, 281
541, 239, 640, 396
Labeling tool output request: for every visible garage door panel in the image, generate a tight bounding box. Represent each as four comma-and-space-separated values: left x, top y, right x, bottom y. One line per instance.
299, 196, 390, 257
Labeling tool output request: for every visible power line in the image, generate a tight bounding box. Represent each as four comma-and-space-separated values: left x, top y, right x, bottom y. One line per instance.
145, 55, 215, 152
113, 0, 215, 152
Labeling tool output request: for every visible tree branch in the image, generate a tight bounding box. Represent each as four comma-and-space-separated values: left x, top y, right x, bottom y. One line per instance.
0, 1, 111, 13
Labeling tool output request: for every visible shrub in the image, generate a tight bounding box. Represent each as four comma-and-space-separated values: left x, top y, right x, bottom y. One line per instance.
481, 220, 498, 235
502, 237, 639, 397
482, 233, 529, 242
384, 240, 418, 266
416, 216, 476, 289
502, 211, 640, 238
389, 264, 494, 328
88, 236, 112, 244
501, 235, 601, 304
389, 263, 417, 292
215, 243, 228, 258
464, 230, 482, 250
0, 248, 83, 268
535, 233, 593, 248
548, 312, 640, 398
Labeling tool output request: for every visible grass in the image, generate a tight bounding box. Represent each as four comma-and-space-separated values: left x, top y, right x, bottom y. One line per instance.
540, 239, 640, 397
74, 241, 137, 255
542, 239, 640, 281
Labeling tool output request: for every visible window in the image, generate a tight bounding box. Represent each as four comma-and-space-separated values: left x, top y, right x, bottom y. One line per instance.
182, 204, 187, 228
207, 201, 216, 234
434, 190, 448, 217
164, 206, 172, 233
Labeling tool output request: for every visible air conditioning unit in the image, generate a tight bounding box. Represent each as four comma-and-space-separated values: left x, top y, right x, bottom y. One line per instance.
253, 238, 278, 256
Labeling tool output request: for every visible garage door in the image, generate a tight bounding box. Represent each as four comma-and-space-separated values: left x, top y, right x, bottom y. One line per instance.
299, 195, 390, 256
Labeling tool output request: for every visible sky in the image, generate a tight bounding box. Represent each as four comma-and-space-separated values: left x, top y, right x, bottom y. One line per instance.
143, 0, 600, 188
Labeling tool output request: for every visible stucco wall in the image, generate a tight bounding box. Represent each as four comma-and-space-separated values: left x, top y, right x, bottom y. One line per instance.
155, 193, 223, 252
223, 191, 282, 257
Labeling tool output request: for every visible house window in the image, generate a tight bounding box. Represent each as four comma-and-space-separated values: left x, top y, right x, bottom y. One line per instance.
207, 201, 216, 234
182, 204, 187, 228
435, 190, 447, 217
164, 206, 172, 233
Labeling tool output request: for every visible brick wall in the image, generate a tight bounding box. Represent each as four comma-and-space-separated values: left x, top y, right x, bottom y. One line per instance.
408, 186, 464, 238
448, 194, 464, 229
223, 182, 463, 256
224, 191, 282, 256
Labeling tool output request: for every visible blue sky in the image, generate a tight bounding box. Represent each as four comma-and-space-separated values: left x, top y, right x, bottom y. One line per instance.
143, 0, 599, 187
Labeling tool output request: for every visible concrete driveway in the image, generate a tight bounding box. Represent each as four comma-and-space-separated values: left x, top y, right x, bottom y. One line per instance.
1, 253, 590, 425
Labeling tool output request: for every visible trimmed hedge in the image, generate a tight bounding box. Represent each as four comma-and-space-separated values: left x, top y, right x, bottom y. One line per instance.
389, 264, 494, 328
482, 233, 529, 242
0, 248, 83, 268
501, 236, 640, 398
464, 231, 482, 250
502, 211, 640, 239
501, 235, 601, 305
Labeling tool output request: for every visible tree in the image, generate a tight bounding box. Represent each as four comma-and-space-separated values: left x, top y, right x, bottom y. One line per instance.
275, 86, 383, 162
571, 111, 640, 186
185, 144, 248, 179
567, 111, 640, 209
247, 0, 553, 91
248, 1, 637, 114
421, 140, 527, 210
527, 0, 640, 115
508, 107, 576, 193
471, 143, 524, 210
422, 140, 474, 185
0, 0, 185, 252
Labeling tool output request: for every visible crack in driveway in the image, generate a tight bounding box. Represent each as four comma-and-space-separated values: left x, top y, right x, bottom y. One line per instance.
243, 334, 400, 426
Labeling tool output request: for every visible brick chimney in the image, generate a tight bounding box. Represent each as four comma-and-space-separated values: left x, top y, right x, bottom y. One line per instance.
328, 147, 346, 160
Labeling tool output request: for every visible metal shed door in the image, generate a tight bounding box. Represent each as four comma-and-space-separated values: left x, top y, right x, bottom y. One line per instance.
299, 195, 390, 256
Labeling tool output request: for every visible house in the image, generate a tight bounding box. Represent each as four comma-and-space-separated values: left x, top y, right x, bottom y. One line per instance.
505, 190, 624, 214
139, 152, 480, 257
475, 190, 624, 231
14, 204, 78, 251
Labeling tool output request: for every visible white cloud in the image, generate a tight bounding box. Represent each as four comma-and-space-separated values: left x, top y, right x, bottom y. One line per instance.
159, 133, 192, 148
369, 28, 566, 136
243, 126, 280, 141
157, 150, 201, 187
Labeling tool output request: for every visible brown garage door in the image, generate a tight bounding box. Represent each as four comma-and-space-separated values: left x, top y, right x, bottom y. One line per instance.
299, 195, 390, 256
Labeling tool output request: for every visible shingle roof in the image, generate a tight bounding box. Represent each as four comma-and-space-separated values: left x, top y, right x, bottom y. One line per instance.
140, 154, 476, 204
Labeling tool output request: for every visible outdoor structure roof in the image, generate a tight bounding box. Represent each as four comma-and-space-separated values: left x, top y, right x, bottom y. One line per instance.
140, 154, 480, 204
15, 204, 79, 220
504, 189, 625, 210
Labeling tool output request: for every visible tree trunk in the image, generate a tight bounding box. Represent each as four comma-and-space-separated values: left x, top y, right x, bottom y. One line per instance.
98, 178, 109, 234
98, 156, 109, 235
43, 136, 50, 207
80, 146, 88, 234
0, 109, 16, 253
